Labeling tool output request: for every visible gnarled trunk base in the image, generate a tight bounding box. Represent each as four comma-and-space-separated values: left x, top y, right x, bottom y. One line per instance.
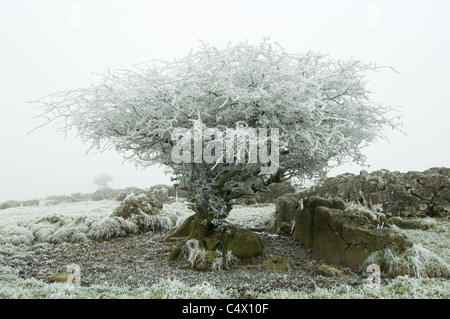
167, 215, 264, 270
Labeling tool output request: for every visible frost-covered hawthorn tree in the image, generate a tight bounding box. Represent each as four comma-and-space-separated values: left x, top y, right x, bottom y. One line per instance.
33, 39, 398, 230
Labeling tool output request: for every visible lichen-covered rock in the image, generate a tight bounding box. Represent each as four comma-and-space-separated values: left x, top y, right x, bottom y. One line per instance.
277, 221, 293, 235
294, 196, 412, 270
293, 196, 346, 249
168, 216, 263, 268
204, 237, 222, 251
312, 206, 412, 270
262, 256, 293, 272
193, 250, 222, 271
223, 228, 263, 258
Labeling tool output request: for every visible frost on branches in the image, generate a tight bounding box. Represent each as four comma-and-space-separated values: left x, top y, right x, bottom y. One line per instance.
33, 38, 399, 222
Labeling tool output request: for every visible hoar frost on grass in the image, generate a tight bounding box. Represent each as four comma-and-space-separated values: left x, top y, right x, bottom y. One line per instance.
149, 278, 230, 299
182, 239, 238, 271
1, 263, 448, 299
256, 276, 450, 299
0, 226, 34, 246
0, 265, 232, 299
366, 244, 450, 278
365, 218, 450, 278
87, 217, 137, 241
184, 239, 207, 268
346, 199, 385, 227
1, 198, 449, 298
0, 199, 180, 245
0, 198, 275, 247
0, 200, 118, 228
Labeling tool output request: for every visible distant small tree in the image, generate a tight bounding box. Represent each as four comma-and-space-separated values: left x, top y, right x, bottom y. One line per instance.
33, 38, 400, 238
93, 174, 113, 190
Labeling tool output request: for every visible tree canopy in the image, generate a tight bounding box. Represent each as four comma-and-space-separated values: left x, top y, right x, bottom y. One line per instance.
34, 38, 399, 219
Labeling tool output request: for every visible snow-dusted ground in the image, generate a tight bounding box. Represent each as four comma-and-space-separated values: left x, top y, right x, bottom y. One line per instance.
0, 199, 276, 229
0, 200, 119, 228
0, 197, 276, 247
0, 196, 449, 299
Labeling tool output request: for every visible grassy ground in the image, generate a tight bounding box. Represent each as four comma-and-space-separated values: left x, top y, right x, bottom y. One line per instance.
0, 199, 449, 299
1, 263, 448, 299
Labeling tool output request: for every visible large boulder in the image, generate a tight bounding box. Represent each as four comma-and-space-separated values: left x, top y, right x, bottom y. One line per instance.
222, 228, 264, 259
293, 196, 347, 249
294, 196, 412, 270
274, 195, 299, 234
313, 206, 412, 270
169, 220, 264, 266
296, 168, 450, 218
111, 193, 161, 232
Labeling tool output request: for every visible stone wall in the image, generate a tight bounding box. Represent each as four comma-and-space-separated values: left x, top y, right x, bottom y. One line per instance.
296, 167, 450, 218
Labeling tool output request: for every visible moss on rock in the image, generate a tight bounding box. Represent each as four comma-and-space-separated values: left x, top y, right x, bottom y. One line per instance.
223, 228, 263, 258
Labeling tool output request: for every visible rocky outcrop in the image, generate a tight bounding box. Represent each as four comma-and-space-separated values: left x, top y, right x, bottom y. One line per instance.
111, 193, 162, 232
255, 181, 296, 204
297, 168, 450, 218
294, 196, 412, 270
147, 185, 170, 205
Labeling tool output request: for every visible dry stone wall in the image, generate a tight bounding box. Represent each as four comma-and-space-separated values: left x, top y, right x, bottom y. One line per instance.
296, 167, 450, 218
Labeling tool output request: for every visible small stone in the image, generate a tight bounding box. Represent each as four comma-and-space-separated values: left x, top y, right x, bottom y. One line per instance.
278, 222, 293, 235
262, 256, 293, 272
45, 272, 74, 283
387, 217, 430, 230
317, 264, 343, 277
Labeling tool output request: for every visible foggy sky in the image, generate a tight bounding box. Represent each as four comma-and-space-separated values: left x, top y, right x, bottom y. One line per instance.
1, 0, 449, 202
